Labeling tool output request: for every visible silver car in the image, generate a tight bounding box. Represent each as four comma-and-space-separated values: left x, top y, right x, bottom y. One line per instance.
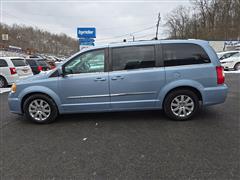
0, 57, 33, 88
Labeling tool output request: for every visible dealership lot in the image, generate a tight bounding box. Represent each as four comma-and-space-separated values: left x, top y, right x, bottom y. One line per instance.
0, 73, 239, 179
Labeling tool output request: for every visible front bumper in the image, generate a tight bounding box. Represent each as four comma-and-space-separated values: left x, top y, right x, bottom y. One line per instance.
221, 63, 234, 70
8, 92, 22, 114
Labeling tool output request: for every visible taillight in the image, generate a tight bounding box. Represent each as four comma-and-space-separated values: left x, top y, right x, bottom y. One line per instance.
37, 66, 43, 71
10, 67, 17, 75
216, 66, 225, 84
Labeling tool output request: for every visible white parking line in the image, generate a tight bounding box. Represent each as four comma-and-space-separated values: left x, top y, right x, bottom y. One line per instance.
0, 88, 11, 94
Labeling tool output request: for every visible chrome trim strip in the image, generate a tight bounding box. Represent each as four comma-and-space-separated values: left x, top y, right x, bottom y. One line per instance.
67, 91, 156, 99
111, 91, 156, 97
67, 94, 109, 99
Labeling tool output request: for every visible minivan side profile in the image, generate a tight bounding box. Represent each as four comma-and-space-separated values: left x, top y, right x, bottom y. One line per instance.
8, 40, 228, 123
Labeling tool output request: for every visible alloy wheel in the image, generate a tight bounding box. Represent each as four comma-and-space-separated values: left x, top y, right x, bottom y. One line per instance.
28, 99, 51, 121
170, 95, 194, 118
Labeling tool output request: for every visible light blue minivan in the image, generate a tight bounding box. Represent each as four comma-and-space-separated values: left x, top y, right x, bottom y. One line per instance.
8, 40, 228, 123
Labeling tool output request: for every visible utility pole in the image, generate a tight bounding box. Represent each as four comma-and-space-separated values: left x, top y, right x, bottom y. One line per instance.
155, 13, 161, 40
130, 34, 135, 42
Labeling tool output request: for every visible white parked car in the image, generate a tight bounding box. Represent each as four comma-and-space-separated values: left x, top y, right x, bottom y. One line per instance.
217, 51, 239, 61
221, 52, 240, 71
0, 57, 33, 88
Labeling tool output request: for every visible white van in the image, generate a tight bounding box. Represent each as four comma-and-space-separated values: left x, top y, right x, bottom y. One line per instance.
0, 57, 33, 88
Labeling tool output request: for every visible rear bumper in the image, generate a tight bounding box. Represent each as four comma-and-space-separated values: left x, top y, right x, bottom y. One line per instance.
8, 93, 22, 114
202, 84, 228, 106
7, 75, 19, 85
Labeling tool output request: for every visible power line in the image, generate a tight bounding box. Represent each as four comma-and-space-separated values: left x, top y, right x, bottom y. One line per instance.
96, 25, 155, 42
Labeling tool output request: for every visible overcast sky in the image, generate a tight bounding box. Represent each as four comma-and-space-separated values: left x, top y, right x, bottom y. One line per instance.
1, 0, 190, 44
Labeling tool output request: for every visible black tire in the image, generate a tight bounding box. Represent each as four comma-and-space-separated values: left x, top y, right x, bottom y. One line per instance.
0, 76, 8, 88
163, 89, 199, 121
234, 63, 240, 71
23, 94, 58, 124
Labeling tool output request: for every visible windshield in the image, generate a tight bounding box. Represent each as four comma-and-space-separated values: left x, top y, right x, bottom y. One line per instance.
11, 59, 27, 67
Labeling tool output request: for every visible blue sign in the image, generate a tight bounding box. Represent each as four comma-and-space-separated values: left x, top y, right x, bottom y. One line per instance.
79, 38, 95, 43
77, 28, 96, 38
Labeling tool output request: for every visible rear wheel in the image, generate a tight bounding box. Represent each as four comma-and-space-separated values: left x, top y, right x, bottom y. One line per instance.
0, 76, 7, 88
234, 63, 240, 71
23, 94, 58, 124
163, 89, 199, 121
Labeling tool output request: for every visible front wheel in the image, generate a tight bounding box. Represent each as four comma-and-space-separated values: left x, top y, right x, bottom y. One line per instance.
163, 89, 199, 121
23, 94, 58, 124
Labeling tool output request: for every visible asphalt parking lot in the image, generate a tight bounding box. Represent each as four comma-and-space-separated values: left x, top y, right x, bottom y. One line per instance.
0, 74, 239, 180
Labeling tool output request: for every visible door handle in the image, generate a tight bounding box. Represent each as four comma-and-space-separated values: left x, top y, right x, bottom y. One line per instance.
111, 77, 117, 80
94, 77, 106, 81
111, 76, 124, 80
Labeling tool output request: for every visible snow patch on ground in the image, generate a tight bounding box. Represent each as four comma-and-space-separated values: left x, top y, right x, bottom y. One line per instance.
224, 70, 240, 74
0, 88, 11, 94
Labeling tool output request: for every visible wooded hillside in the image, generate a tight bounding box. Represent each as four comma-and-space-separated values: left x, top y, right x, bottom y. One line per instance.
165, 0, 240, 40
0, 23, 79, 56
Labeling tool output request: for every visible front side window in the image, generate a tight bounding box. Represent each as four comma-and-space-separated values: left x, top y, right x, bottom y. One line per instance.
0, 59, 8, 67
112, 45, 155, 71
64, 49, 105, 74
11, 59, 27, 67
163, 43, 211, 67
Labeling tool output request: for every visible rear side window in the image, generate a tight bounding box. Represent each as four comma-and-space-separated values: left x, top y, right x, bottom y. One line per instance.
232, 52, 240, 58
163, 43, 211, 67
26, 59, 37, 66
37, 60, 48, 67
0, 59, 8, 67
112, 45, 155, 71
11, 59, 27, 67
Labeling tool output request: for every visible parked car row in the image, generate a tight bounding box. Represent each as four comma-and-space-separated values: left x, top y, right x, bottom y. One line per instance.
217, 50, 240, 71
0, 57, 55, 87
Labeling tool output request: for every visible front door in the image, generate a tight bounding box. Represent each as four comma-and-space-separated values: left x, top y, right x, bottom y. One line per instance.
59, 49, 110, 113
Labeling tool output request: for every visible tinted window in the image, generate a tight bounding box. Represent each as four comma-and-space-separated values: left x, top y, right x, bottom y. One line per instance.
11, 59, 27, 67
163, 43, 210, 67
26, 59, 37, 66
112, 45, 155, 71
64, 49, 105, 74
220, 52, 238, 60
37, 60, 48, 67
0, 59, 8, 67
232, 52, 240, 58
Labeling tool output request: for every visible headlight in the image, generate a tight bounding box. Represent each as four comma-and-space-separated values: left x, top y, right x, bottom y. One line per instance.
11, 83, 17, 93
